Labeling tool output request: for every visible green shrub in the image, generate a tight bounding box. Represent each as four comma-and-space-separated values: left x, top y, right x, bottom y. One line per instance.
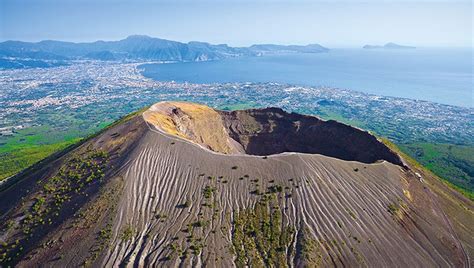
120, 225, 135, 241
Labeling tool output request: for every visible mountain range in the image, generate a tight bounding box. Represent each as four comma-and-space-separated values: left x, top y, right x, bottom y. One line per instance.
0, 101, 472, 267
0, 35, 329, 68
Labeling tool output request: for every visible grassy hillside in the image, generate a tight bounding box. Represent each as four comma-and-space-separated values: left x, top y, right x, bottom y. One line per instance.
382, 139, 474, 201
0, 140, 80, 181
0, 108, 149, 182
399, 143, 473, 195
0, 125, 84, 181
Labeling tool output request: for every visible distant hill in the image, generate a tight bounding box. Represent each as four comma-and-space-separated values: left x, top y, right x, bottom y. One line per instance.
0, 58, 68, 69
249, 43, 329, 54
0, 35, 329, 68
84, 50, 116, 61
363, 42, 416, 49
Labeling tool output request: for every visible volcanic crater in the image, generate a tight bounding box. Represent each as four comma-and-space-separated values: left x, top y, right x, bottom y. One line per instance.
144, 101, 403, 166
0, 101, 472, 267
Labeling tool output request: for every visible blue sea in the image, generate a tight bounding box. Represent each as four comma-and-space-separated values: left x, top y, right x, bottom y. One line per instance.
141, 48, 473, 108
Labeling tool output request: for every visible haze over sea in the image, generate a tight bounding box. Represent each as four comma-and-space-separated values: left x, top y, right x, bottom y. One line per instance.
141, 48, 473, 108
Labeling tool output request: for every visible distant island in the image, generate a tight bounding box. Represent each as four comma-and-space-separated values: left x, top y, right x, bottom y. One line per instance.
363, 42, 416, 49
0, 35, 329, 69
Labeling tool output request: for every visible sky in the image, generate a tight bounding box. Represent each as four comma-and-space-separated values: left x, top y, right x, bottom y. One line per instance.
0, 0, 472, 47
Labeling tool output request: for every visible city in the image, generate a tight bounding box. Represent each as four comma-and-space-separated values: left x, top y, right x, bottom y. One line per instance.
1, 61, 472, 145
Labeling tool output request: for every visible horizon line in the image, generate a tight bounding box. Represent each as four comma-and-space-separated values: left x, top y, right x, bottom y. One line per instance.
0, 35, 472, 49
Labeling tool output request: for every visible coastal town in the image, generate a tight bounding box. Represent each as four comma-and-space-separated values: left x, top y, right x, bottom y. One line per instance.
0, 61, 472, 146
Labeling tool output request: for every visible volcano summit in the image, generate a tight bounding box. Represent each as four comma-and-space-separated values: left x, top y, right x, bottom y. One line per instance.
0, 101, 472, 267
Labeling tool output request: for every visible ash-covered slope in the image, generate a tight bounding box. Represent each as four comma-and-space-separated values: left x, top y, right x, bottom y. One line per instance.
0, 102, 472, 267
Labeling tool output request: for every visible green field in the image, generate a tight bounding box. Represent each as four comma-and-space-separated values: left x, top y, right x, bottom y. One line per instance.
0, 107, 140, 181
316, 107, 367, 129
218, 101, 257, 111
0, 126, 82, 180
399, 143, 474, 193
0, 115, 113, 181
0, 139, 80, 180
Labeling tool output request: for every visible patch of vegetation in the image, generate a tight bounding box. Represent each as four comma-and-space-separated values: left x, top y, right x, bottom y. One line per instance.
120, 225, 135, 241
316, 107, 366, 129
400, 143, 474, 193
296, 229, 322, 266
218, 102, 256, 111
387, 204, 399, 215
0, 104, 147, 182
231, 194, 295, 267
83, 223, 113, 265
192, 220, 208, 228
177, 200, 191, 209
250, 189, 261, 195
267, 185, 283, 193
190, 241, 204, 255
0, 147, 109, 264
98, 226, 112, 244
0, 139, 80, 181
382, 139, 474, 200
203, 186, 216, 199
155, 212, 167, 220
346, 208, 357, 220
